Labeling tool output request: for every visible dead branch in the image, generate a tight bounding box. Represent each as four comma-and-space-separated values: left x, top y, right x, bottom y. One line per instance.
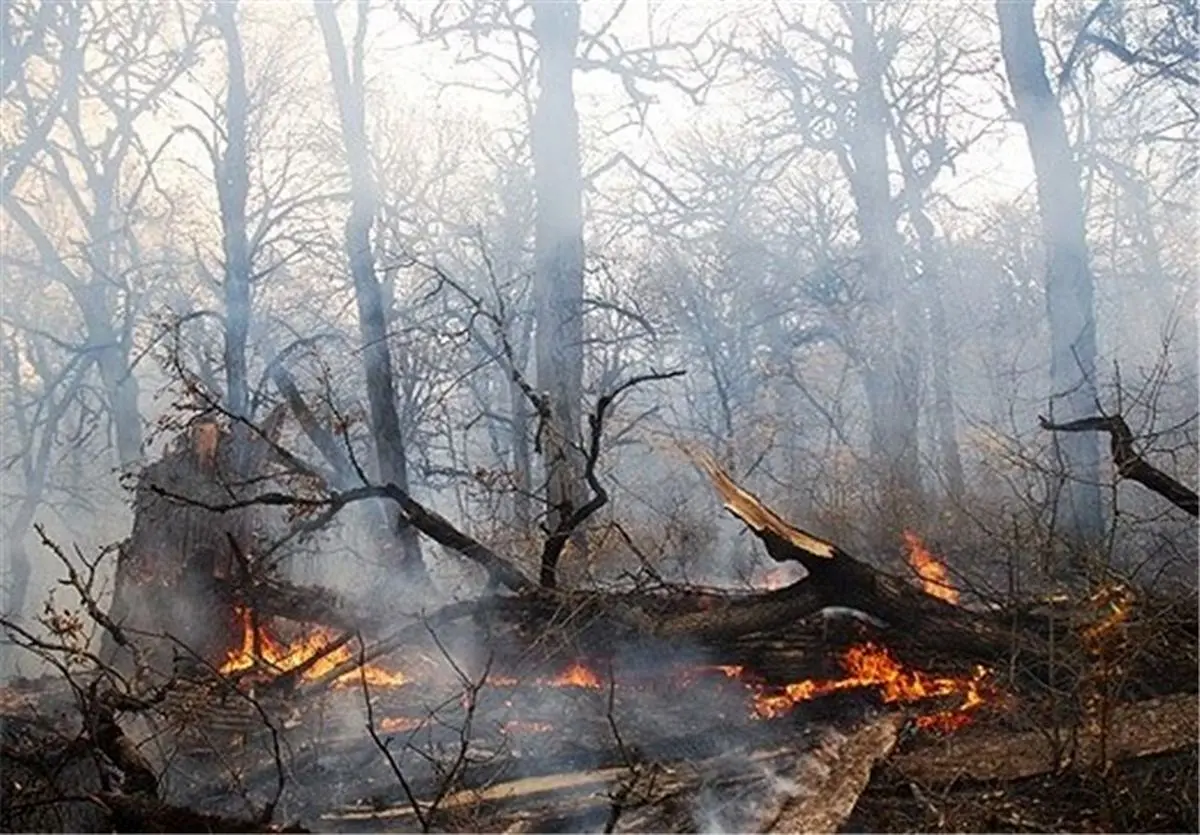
149, 481, 536, 593
539, 368, 686, 588
1039, 414, 1198, 516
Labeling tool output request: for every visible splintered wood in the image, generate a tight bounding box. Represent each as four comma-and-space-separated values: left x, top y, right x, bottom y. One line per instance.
759, 713, 905, 834
690, 451, 836, 559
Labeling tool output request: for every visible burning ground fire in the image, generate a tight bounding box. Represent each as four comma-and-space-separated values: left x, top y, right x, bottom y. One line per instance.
220, 606, 408, 688
221, 607, 992, 736
746, 643, 990, 733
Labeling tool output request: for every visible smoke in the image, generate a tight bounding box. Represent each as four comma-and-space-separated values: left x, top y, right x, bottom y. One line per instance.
690, 734, 836, 833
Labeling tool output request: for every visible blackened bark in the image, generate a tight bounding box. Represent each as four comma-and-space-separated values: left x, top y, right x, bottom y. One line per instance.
997, 0, 1104, 561
314, 0, 424, 580
531, 0, 587, 586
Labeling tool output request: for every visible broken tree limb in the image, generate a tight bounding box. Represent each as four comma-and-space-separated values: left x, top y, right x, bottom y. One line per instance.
154, 482, 537, 593
693, 457, 1052, 671
1039, 414, 1198, 516
693, 452, 840, 561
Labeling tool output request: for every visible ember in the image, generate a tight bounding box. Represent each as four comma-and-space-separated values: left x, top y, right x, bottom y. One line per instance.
903, 530, 958, 604
220, 606, 408, 688
379, 716, 426, 733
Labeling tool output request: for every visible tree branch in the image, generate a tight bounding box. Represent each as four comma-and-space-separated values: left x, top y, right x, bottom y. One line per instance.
1039, 414, 1198, 517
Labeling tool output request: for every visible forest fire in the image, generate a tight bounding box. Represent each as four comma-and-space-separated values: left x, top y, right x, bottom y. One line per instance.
748, 642, 991, 732
220, 610, 988, 737
220, 606, 408, 688
903, 530, 959, 604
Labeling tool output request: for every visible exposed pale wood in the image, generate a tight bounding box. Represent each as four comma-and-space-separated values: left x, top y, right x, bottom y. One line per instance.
694, 451, 838, 559
760, 713, 905, 834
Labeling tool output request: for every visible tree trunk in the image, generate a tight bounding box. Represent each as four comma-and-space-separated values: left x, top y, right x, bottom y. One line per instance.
215, 0, 251, 427
314, 0, 424, 581
79, 277, 141, 472
905, 199, 965, 500
212, 0, 255, 590
842, 2, 924, 542
531, 0, 587, 587
997, 0, 1104, 566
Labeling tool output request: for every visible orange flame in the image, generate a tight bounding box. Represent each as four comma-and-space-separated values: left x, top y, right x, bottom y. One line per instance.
219, 606, 408, 688
749, 642, 990, 729
903, 530, 958, 604
550, 660, 603, 689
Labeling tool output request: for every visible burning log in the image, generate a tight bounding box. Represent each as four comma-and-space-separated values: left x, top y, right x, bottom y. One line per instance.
686, 454, 1198, 694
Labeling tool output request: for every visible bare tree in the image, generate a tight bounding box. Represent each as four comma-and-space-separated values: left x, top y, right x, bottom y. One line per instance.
213, 0, 253, 430
529, 0, 587, 577
997, 0, 1104, 564
314, 0, 424, 581
743, 2, 928, 543
2, 2, 209, 472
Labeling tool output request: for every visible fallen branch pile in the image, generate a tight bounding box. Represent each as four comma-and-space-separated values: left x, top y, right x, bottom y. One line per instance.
3, 445, 1196, 832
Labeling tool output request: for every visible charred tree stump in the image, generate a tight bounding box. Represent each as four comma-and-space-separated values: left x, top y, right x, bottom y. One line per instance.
103, 419, 272, 673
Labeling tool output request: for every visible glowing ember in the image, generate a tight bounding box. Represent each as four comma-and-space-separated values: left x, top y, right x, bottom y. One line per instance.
749, 642, 990, 729
903, 530, 959, 604
379, 716, 426, 733
220, 606, 408, 688
550, 661, 604, 689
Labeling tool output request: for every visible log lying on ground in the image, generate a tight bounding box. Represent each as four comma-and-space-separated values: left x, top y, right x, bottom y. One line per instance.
323, 713, 902, 834
760, 713, 905, 834
677, 454, 1198, 691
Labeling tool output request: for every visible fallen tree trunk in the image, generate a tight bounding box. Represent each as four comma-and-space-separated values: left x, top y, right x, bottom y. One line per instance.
759, 713, 905, 834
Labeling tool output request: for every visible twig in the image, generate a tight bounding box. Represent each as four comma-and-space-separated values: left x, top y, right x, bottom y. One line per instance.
360, 641, 428, 831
